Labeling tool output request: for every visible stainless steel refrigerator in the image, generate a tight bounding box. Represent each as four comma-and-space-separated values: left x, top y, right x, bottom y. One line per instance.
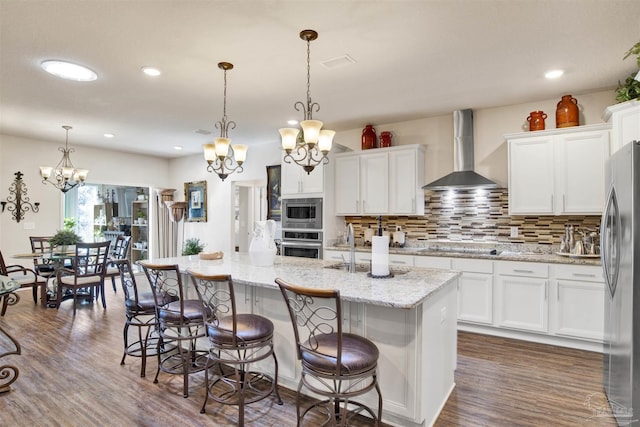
602, 140, 640, 425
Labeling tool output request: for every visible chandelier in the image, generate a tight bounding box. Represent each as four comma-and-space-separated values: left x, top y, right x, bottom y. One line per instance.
203, 62, 247, 181
40, 125, 89, 193
279, 29, 335, 175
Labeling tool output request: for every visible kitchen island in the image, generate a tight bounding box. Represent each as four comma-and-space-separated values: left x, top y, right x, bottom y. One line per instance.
142, 253, 460, 427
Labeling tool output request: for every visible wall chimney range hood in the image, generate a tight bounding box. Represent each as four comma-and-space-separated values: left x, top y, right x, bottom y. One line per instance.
422, 109, 497, 190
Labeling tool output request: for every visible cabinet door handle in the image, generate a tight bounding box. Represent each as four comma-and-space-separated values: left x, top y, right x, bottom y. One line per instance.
545, 281, 548, 300
557, 283, 560, 300
572, 273, 596, 278
391, 260, 407, 265
550, 195, 554, 212
513, 269, 534, 273
562, 194, 566, 211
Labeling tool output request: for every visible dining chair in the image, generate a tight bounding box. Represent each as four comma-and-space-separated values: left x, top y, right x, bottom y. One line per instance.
104, 235, 131, 292
29, 236, 56, 279
188, 271, 282, 422
115, 258, 166, 377
139, 261, 208, 398
0, 249, 48, 313
275, 278, 383, 427
55, 241, 111, 315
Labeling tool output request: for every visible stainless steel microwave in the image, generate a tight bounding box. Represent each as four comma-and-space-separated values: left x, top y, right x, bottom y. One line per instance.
281, 197, 322, 230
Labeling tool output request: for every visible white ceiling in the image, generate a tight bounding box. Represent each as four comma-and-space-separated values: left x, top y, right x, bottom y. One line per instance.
1, 0, 639, 159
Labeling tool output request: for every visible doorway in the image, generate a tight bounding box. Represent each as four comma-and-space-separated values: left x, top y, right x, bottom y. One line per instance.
231, 180, 269, 252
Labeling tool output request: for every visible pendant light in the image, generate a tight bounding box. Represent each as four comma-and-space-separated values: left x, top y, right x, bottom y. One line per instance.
39, 125, 89, 193
203, 62, 247, 181
279, 29, 335, 174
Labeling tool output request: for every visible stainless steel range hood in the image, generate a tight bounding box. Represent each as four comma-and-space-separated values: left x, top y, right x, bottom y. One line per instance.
422, 109, 497, 190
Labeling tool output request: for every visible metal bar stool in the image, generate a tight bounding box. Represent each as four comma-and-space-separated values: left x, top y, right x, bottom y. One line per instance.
139, 261, 208, 398
276, 278, 383, 427
115, 259, 165, 377
188, 271, 282, 424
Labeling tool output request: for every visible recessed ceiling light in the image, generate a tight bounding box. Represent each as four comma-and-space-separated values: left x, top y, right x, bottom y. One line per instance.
142, 66, 161, 77
104, 133, 115, 138
545, 69, 564, 79
40, 60, 97, 81
287, 119, 298, 125
173, 146, 183, 151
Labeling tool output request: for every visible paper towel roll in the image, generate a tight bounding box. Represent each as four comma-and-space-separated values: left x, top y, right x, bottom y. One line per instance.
371, 235, 390, 277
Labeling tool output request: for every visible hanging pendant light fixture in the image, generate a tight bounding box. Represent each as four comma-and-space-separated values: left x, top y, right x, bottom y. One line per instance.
203, 62, 247, 181
39, 125, 89, 193
280, 29, 335, 175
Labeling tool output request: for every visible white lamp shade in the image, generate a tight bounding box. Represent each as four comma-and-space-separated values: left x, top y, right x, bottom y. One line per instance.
279, 128, 300, 150
215, 138, 230, 157
203, 143, 216, 162
318, 129, 335, 152
300, 120, 323, 144
233, 144, 248, 163
61, 167, 74, 179
75, 169, 89, 181
40, 166, 53, 179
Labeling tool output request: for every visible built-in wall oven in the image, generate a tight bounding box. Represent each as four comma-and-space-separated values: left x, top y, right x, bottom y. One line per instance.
280, 229, 323, 259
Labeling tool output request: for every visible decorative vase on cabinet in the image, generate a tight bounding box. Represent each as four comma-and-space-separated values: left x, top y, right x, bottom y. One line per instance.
362, 124, 376, 150
556, 95, 579, 128
527, 111, 547, 131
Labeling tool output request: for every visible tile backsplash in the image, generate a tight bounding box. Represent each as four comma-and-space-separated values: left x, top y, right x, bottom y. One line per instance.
344, 188, 601, 246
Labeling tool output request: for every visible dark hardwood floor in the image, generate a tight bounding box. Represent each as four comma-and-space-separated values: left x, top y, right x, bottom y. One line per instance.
0, 284, 618, 426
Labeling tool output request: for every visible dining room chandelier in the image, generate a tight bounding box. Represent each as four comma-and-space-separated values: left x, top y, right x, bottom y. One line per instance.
279, 29, 335, 175
203, 62, 247, 181
39, 125, 89, 193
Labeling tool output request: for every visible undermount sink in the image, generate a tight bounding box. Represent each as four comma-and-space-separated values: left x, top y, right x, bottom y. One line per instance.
418, 248, 501, 256
323, 262, 410, 276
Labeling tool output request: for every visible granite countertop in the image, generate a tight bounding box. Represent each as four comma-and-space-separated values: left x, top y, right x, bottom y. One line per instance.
325, 243, 602, 266
142, 253, 460, 310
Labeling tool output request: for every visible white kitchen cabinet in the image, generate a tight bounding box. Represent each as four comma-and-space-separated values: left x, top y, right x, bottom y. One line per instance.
506, 124, 611, 215
414, 256, 452, 270
335, 145, 425, 216
495, 261, 549, 333
551, 264, 605, 341
334, 154, 360, 214
281, 159, 324, 196
453, 258, 494, 325
354, 251, 414, 267
323, 249, 347, 262
360, 151, 389, 214
388, 147, 425, 215
603, 99, 640, 154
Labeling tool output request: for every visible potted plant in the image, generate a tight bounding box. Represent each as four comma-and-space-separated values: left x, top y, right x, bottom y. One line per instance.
183, 238, 205, 256
615, 41, 640, 103
49, 229, 83, 253
136, 210, 147, 224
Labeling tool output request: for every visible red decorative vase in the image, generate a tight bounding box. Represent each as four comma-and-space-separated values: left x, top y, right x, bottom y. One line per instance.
555, 95, 579, 128
380, 131, 392, 147
362, 125, 376, 150
527, 111, 547, 131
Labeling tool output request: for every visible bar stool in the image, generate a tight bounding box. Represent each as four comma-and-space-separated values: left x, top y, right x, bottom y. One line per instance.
115, 259, 165, 377
139, 261, 208, 398
188, 271, 282, 424
275, 278, 383, 426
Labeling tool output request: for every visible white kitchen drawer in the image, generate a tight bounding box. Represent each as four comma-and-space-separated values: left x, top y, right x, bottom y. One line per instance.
323, 250, 347, 261
496, 261, 548, 278
389, 254, 414, 266
554, 264, 604, 282
452, 258, 493, 274
414, 256, 452, 270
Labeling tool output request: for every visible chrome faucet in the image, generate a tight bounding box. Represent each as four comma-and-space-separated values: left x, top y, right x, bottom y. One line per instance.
346, 223, 356, 273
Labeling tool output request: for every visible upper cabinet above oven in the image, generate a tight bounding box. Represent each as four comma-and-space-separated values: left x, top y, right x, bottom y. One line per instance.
281, 160, 324, 197
334, 144, 425, 216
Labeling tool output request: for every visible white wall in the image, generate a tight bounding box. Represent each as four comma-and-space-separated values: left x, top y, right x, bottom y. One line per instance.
0, 134, 170, 263
167, 140, 282, 254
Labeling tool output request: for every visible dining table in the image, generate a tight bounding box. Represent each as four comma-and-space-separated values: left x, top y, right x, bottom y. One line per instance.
12, 250, 77, 307
0, 275, 21, 393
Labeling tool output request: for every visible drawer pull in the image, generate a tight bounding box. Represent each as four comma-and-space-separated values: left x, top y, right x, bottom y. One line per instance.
572, 273, 596, 278
513, 269, 534, 273
392, 261, 407, 265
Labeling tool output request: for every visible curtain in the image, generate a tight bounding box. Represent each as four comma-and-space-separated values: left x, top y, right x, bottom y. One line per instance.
154, 189, 179, 258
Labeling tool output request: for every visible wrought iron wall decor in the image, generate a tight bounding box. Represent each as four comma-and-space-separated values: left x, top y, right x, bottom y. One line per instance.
1, 171, 40, 223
